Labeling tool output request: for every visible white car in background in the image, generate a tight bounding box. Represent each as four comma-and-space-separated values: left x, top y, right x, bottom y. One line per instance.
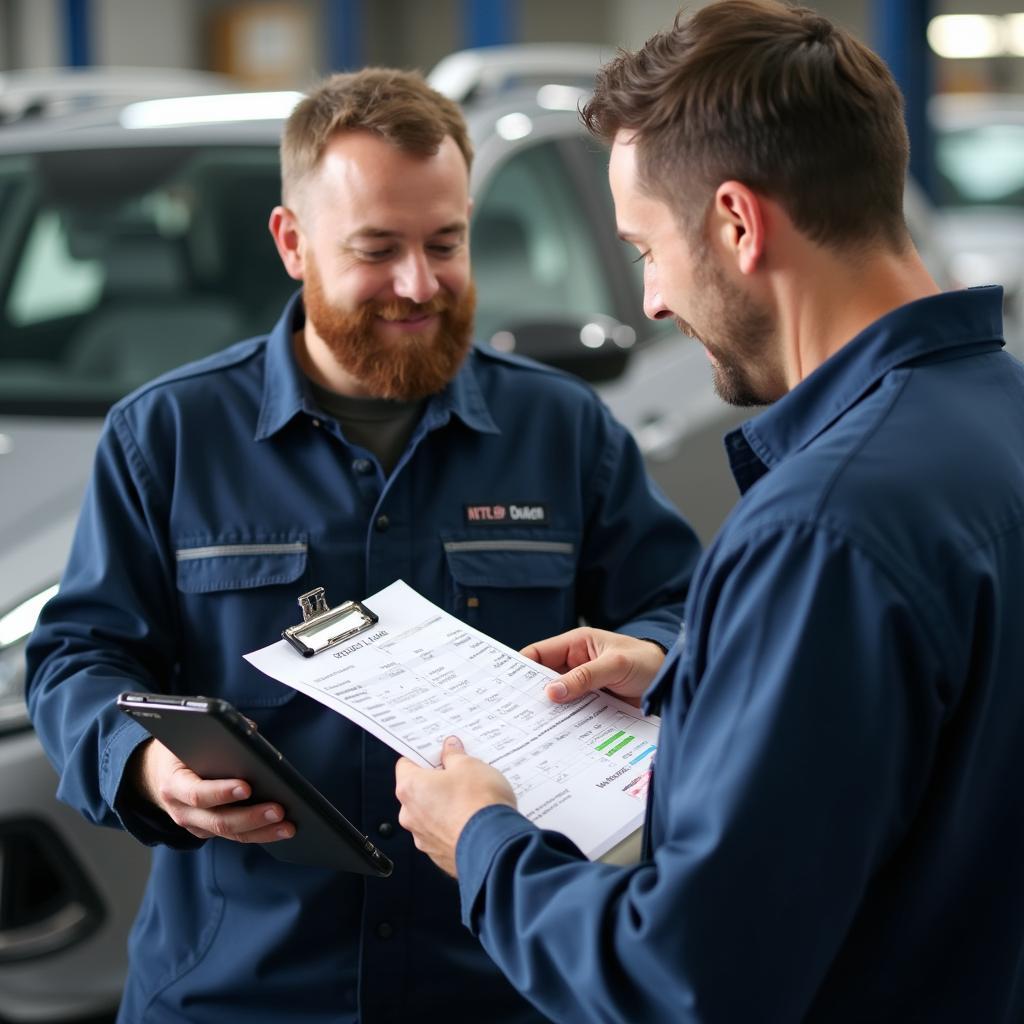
0, 49, 957, 1020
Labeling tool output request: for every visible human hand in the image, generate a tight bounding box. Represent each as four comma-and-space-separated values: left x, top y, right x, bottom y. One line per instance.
521, 628, 666, 708
131, 738, 295, 843
395, 736, 516, 877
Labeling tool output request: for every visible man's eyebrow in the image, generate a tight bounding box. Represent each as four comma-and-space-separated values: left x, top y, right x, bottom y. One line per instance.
343, 221, 468, 244
344, 227, 399, 243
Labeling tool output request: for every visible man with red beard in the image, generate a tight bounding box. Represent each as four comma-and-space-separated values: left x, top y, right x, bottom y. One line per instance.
25, 70, 700, 1023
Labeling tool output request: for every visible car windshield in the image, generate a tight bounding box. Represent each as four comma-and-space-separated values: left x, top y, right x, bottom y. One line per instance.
0, 134, 639, 417
0, 145, 295, 415
935, 121, 1024, 208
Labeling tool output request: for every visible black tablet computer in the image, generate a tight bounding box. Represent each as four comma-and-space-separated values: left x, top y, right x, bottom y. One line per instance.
116, 692, 392, 877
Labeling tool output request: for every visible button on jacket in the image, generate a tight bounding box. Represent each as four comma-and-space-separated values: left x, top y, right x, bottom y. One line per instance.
455, 287, 1024, 1023
26, 293, 699, 1024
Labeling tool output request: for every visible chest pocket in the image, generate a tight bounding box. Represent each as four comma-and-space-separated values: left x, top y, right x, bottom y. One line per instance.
175, 540, 308, 592
174, 537, 308, 709
442, 536, 577, 651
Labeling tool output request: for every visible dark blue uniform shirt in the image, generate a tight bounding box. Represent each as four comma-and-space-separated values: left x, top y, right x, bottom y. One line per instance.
455, 287, 1024, 1023
26, 294, 700, 1023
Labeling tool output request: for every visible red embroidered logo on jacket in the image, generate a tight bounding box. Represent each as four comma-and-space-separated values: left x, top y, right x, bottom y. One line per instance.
464, 504, 547, 524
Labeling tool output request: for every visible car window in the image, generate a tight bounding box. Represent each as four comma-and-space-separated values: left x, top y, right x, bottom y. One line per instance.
935, 123, 1024, 207
574, 143, 642, 288
8, 210, 105, 326
0, 147, 293, 414
471, 139, 613, 344
576, 141, 678, 342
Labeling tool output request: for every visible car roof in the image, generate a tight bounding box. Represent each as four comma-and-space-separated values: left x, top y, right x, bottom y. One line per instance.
0, 89, 585, 157
0, 45, 600, 154
0, 66, 236, 124
428, 42, 603, 103
0, 92, 295, 151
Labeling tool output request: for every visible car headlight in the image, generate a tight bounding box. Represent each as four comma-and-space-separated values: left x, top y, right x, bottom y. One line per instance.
0, 584, 58, 735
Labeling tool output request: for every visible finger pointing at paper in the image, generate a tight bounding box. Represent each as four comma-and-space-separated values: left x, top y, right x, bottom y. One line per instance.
395, 736, 517, 877
520, 628, 667, 708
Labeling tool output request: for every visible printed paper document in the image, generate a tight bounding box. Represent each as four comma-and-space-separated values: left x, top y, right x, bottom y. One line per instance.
244, 580, 659, 859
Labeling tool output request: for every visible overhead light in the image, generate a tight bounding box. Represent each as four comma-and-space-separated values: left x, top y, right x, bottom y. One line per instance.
612, 325, 636, 349
490, 331, 516, 352
1006, 14, 1024, 56
536, 84, 587, 111
580, 322, 606, 349
120, 91, 303, 129
495, 112, 533, 141
927, 15, 1004, 58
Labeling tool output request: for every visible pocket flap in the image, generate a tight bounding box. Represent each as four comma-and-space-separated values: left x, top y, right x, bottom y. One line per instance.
175, 539, 308, 594
443, 538, 575, 589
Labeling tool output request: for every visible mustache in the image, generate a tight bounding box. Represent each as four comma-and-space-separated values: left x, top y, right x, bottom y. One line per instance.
371, 295, 450, 321
674, 315, 702, 343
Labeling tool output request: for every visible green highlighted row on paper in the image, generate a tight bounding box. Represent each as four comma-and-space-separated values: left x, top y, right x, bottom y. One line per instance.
595, 729, 657, 765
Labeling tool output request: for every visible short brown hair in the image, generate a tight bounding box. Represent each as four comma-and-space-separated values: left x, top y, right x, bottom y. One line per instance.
582, 0, 910, 250
281, 68, 473, 204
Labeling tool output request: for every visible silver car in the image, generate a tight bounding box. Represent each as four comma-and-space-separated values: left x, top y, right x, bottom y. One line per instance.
0, 49, 956, 1019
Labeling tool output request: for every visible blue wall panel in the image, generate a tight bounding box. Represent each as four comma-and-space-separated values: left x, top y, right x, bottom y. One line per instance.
327, 0, 365, 71
64, 0, 91, 67
873, 0, 936, 199
463, 0, 519, 48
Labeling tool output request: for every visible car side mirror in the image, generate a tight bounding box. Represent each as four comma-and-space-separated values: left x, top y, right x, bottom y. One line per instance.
485, 314, 636, 384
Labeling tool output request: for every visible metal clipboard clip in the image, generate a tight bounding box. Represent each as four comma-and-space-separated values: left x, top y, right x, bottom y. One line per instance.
281, 587, 379, 658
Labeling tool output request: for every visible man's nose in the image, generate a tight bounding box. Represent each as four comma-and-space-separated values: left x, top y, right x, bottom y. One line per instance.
642, 264, 671, 320
393, 251, 439, 305
642, 284, 671, 321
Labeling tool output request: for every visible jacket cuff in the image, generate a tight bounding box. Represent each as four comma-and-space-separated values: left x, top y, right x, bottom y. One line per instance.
614, 620, 681, 654
103, 717, 204, 849
456, 804, 538, 932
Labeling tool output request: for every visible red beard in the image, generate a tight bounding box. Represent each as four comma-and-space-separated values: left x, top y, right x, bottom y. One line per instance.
302, 255, 476, 401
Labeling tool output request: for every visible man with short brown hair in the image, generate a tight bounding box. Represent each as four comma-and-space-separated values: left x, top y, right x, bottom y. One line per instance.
27, 68, 700, 1022
397, 4, 1024, 1021
281, 68, 474, 202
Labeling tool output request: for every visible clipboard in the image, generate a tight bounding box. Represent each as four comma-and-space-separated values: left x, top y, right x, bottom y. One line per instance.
117, 584, 391, 875
281, 587, 379, 658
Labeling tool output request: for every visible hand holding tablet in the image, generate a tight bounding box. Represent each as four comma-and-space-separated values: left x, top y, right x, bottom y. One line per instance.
117, 692, 392, 876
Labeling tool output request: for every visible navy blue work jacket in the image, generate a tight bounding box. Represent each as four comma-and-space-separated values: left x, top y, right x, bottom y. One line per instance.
455, 287, 1024, 1023
26, 293, 700, 1023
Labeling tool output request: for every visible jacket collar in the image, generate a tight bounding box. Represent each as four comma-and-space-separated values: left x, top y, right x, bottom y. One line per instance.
255, 290, 499, 441
726, 287, 1005, 494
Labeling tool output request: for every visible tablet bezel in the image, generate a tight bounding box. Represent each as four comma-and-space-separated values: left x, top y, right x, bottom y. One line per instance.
116, 692, 393, 877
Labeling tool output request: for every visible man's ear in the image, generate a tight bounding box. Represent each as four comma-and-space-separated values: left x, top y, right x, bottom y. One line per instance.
269, 205, 305, 281
712, 181, 765, 276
